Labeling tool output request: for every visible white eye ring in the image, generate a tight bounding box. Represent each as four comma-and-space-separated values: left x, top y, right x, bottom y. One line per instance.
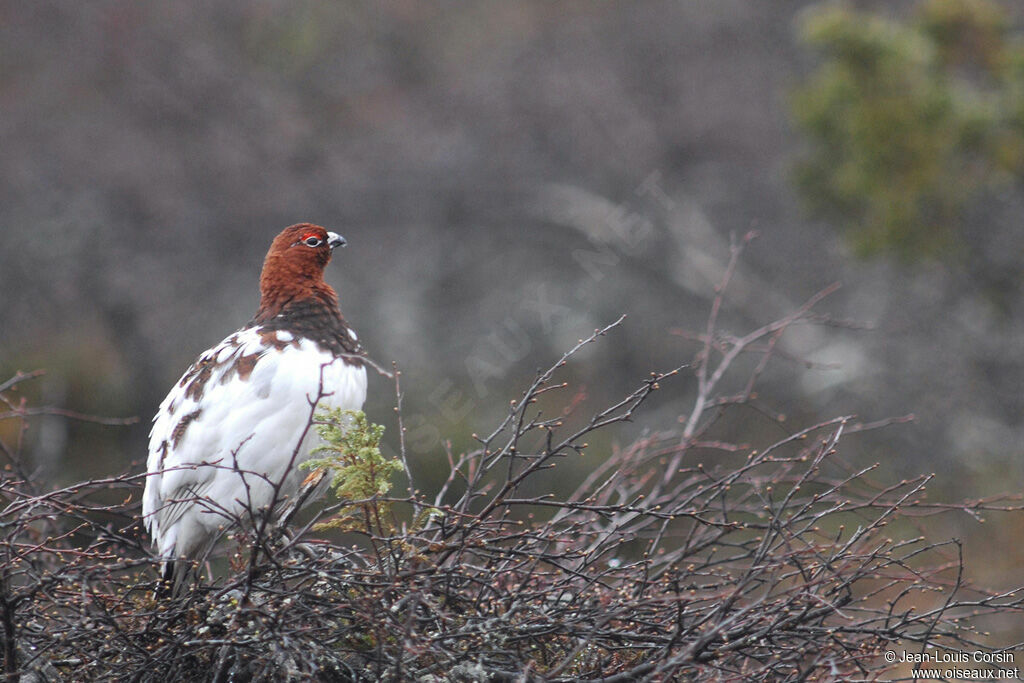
303, 236, 322, 247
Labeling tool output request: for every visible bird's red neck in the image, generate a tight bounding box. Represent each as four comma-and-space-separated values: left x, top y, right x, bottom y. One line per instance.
253, 252, 339, 323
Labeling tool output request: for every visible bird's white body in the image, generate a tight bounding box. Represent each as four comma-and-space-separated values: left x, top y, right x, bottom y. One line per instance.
143, 325, 367, 564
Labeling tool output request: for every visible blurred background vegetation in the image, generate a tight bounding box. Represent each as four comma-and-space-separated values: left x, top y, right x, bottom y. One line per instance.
1, 0, 1022, 606
794, 0, 1024, 269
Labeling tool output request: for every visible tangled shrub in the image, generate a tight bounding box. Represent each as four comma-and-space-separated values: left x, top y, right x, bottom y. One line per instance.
2, 238, 1022, 681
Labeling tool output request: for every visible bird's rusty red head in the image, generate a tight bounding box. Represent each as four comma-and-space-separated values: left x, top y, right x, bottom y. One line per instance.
255, 223, 347, 321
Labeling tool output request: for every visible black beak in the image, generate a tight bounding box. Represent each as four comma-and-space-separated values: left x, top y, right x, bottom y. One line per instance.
327, 232, 346, 250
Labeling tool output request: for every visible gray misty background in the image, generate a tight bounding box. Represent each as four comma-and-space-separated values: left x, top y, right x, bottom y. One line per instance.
2, 4, 1022, 577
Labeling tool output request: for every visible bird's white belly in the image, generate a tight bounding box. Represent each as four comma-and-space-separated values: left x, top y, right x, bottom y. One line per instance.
144, 330, 367, 560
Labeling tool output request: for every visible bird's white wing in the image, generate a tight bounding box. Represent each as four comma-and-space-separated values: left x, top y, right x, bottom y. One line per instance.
143, 326, 367, 560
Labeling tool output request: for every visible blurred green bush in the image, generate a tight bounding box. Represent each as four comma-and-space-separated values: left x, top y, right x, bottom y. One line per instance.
792, 0, 1024, 260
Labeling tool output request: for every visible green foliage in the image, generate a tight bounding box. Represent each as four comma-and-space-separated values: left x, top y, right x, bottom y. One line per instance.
792, 0, 1024, 260
301, 409, 403, 535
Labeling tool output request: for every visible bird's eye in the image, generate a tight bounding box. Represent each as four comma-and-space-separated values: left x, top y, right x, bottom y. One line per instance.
303, 236, 322, 247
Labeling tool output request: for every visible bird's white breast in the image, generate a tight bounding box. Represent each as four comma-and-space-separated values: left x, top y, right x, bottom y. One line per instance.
143, 326, 367, 560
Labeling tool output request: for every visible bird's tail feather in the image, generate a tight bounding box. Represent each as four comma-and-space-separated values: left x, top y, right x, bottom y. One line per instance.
155, 557, 199, 598
155, 561, 176, 599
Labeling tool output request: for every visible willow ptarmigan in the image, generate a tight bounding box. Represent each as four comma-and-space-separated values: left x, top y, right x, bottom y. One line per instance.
143, 224, 366, 589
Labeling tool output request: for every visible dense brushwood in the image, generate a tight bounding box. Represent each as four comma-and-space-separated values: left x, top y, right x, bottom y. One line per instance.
2, 240, 1022, 681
